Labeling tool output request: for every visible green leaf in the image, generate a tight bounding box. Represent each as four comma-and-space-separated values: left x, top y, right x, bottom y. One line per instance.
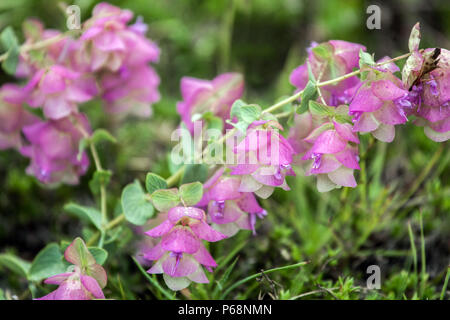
229, 99, 247, 120
307, 61, 316, 84
0, 253, 31, 278
1, 26, 19, 49
309, 100, 333, 117
64, 203, 102, 231
151, 188, 180, 212
89, 170, 112, 195
91, 128, 117, 145
88, 247, 108, 265
122, 181, 155, 225
181, 164, 208, 184
0, 27, 19, 75
240, 105, 261, 123
297, 80, 318, 114
145, 172, 168, 194
227, 99, 260, 133
29, 243, 66, 282
359, 49, 375, 68
179, 182, 203, 206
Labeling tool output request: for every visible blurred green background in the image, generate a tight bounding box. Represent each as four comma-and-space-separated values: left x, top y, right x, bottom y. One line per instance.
0, 0, 449, 299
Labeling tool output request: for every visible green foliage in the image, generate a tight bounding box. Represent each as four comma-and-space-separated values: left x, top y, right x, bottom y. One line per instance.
64, 203, 102, 230
145, 172, 168, 194
28, 244, 66, 282
121, 181, 155, 225
0, 26, 19, 75
227, 99, 262, 132
151, 188, 180, 212
179, 182, 203, 206
0, 253, 31, 278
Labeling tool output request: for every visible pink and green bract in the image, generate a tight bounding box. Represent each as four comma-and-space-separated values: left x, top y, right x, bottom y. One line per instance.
36, 238, 107, 300
144, 206, 226, 291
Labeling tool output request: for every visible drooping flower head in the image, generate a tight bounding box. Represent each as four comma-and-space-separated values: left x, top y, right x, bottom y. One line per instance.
0, 84, 39, 150
144, 206, 226, 291
401, 23, 450, 142
228, 119, 296, 199
36, 238, 107, 300
177, 73, 244, 134
76, 2, 159, 72
287, 111, 329, 166
300, 110, 360, 192
197, 168, 266, 236
100, 64, 160, 117
349, 60, 409, 142
24, 65, 98, 120
290, 40, 366, 106
20, 113, 90, 185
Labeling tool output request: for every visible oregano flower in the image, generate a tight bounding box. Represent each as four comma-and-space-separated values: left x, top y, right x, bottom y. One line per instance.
36, 238, 107, 300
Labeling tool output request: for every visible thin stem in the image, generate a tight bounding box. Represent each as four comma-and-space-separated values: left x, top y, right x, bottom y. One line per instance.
86, 213, 126, 246
317, 52, 411, 87
419, 210, 426, 298
166, 166, 185, 187
440, 266, 450, 300
132, 257, 176, 300
0, 33, 71, 62
220, 260, 309, 299
219, 0, 236, 72
262, 90, 303, 115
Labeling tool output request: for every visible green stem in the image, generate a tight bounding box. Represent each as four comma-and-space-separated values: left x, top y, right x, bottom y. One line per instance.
166, 166, 185, 187
419, 211, 426, 298
317, 52, 411, 87
440, 267, 450, 300
220, 260, 309, 299
132, 257, 176, 300
219, 0, 236, 72
0, 32, 75, 63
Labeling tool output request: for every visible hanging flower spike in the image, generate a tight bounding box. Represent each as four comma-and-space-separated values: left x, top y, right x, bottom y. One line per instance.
198, 168, 266, 237
401, 23, 450, 142
75, 2, 159, 72
100, 64, 160, 118
177, 73, 244, 134
75, 2, 161, 117
302, 118, 360, 192
144, 206, 226, 291
290, 40, 366, 106
408, 49, 450, 142
0, 84, 39, 150
36, 238, 107, 300
229, 120, 296, 199
19, 113, 91, 185
287, 111, 329, 167
24, 65, 98, 120
349, 61, 409, 142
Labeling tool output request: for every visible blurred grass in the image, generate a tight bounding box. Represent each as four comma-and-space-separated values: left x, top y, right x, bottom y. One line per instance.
0, 0, 449, 300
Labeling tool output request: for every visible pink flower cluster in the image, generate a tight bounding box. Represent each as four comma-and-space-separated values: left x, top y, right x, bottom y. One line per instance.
287, 33, 449, 191
0, 2, 160, 184
144, 206, 226, 291
177, 73, 244, 133
37, 238, 107, 300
